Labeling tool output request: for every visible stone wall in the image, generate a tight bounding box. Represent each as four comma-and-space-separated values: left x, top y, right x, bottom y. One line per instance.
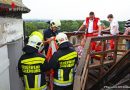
0, 17, 24, 90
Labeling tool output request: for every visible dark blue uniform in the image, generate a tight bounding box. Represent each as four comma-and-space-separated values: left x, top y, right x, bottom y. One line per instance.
48, 42, 78, 90
43, 29, 58, 54
18, 46, 49, 90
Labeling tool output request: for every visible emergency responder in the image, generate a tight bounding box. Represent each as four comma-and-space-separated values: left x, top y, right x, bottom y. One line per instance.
43, 19, 61, 55
76, 12, 102, 51
77, 11, 102, 37
18, 31, 48, 90
48, 33, 78, 90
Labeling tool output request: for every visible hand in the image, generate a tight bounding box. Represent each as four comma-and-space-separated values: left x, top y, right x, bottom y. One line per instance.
50, 37, 54, 40
48, 37, 55, 43
74, 31, 79, 34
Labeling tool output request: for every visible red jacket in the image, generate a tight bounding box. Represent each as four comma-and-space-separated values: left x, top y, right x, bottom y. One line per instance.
86, 17, 100, 31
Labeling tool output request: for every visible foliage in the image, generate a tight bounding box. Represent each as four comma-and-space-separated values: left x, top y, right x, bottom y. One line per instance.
24, 21, 49, 36
25, 22, 37, 36
24, 20, 126, 36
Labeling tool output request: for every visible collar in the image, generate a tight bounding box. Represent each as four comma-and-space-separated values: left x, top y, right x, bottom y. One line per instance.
59, 42, 73, 49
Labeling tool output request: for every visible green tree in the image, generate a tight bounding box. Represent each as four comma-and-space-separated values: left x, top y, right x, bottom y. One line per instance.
25, 22, 37, 36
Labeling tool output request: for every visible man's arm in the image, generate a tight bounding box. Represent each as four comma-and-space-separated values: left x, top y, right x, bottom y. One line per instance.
41, 59, 50, 72
43, 37, 55, 44
48, 53, 59, 70
124, 28, 130, 35
78, 24, 86, 31
103, 26, 111, 31
18, 58, 23, 77
43, 30, 55, 44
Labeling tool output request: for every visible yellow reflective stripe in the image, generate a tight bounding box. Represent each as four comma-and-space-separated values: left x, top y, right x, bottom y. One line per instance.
38, 74, 41, 87
59, 52, 77, 61
21, 57, 45, 64
54, 69, 73, 85
69, 69, 73, 81
40, 84, 47, 89
23, 61, 44, 64
54, 78, 73, 84
60, 69, 63, 81
25, 84, 47, 90
95, 55, 102, 57
35, 75, 38, 88
24, 75, 29, 89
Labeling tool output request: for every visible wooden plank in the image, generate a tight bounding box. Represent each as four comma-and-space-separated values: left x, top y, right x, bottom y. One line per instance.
91, 36, 117, 41
75, 38, 91, 76
82, 69, 88, 90
117, 50, 127, 52
73, 76, 81, 90
73, 44, 80, 47
89, 60, 114, 69
113, 36, 118, 64
81, 55, 90, 90
73, 38, 91, 90
90, 50, 115, 55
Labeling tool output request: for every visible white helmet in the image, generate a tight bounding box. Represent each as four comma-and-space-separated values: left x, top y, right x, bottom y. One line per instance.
50, 19, 61, 29
56, 33, 69, 45
27, 31, 43, 49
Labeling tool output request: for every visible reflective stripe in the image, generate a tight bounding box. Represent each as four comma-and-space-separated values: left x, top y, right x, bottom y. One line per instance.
54, 76, 73, 85
35, 75, 38, 88
58, 69, 64, 81
21, 57, 45, 64
95, 55, 102, 57
60, 69, 63, 81
24, 75, 29, 89
59, 52, 77, 61
23, 61, 44, 64
58, 69, 60, 80
41, 86, 47, 90
54, 69, 74, 86
69, 69, 73, 82
54, 79, 73, 86
25, 84, 47, 90
38, 74, 41, 87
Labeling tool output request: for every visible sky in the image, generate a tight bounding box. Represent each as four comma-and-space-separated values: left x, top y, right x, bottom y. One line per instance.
22, 0, 130, 21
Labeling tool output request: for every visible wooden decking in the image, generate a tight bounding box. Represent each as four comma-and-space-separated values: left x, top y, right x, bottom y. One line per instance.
65, 32, 130, 90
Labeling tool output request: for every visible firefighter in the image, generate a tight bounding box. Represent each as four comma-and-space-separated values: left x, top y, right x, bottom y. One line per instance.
18, 31, 48, 90
48, 33, 78, 90
43, 19, 61, 55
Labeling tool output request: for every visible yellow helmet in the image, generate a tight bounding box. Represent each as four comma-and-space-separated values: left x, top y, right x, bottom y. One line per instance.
30, 31, 43, 40
27, 31, 43, 49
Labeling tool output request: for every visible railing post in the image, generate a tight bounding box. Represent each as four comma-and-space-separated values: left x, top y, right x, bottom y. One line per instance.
99, 39, 106, 78
113, 36, 118, 64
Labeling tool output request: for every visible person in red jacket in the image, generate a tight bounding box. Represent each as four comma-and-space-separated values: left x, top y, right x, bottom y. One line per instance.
77, 11, 102, 37
77, 11, 102, 50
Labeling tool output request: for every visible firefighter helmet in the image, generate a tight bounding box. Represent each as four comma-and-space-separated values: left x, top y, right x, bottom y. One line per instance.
56, 33, 69, 45
27, 31, 43, 49
50, 19, 61, 29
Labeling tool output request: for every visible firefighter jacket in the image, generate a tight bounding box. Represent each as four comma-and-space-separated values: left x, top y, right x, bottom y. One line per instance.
48, 42, 78, 86
18, 45, 48, 90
